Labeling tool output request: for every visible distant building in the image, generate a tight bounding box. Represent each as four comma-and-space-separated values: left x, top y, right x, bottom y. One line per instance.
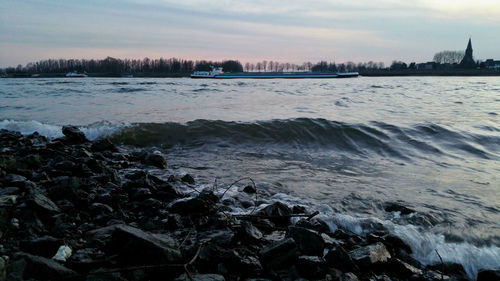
484, 59, 500, 69
416, 62, 436, 70
459, 38, 476, 68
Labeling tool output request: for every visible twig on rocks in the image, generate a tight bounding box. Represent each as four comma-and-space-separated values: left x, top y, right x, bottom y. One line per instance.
435, 249, 444, 281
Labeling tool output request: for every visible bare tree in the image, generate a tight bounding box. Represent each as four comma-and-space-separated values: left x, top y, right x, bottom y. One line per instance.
433, 50, 465, 64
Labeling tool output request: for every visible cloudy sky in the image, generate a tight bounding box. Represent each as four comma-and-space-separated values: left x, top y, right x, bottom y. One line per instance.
1, 0, 499, 67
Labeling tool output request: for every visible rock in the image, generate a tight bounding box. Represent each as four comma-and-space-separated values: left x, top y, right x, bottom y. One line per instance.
477, 269, 500, 281
325, 246, 357, 271
62, 125, 88, 144
110, 225, 182, 266
384, 202, 414, 215
295, 255, 327, 279
292, 205, 306, 214
86, 224, 122, 247
0, 257, 6, 281
349, 242, 391, 268
91, 138, 117, 152
259, 238, 299, 269
20, 236, 62, 258
427, 262, 468, 280
144, 152, 167, 169
237, 221, 263, 244
257, 202, 292, 227
386, 258, 422, 278
52, 245, 72, 262
341, 272, 360, 281
181, 174, 195, 184
27, 187, 60, 213
220, 250, 263, 276
287, 226, 325, 256
7, 252, 79, 281
243, 184, 256, 194
169, 190, 217, 214
174, 273, 225, 281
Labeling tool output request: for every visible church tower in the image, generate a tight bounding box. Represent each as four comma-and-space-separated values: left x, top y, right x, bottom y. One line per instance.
459, 38, 476, 68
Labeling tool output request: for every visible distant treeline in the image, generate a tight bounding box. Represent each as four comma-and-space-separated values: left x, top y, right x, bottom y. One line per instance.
1, 57, 386, 75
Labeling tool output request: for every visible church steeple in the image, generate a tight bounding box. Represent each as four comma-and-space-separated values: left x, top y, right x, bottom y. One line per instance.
460, 38, 475, 68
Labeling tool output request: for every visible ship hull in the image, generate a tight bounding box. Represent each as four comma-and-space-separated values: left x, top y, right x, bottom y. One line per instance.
191, 72, 359, 79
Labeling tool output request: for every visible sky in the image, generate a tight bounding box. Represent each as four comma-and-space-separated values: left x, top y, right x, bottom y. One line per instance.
1, 0, 500, 67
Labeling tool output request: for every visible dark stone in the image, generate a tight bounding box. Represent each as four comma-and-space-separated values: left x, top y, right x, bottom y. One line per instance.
27, 187, 60, 213
144, 152, 167, 169
386, 258, 422, 278
257, 201, 292, 227
349, 242, 391, 268
237, 221, 263, 244
341, 272, 359, 281
7, 252, 79, 281
259, 238, 300, 269
292, 205, 306, 214
295, 255, 327, 279
169, 190, 217, 214
89, 203, 114, 216
287, 226, 325, 256
110, 225, 182, 266
174, 273, 225, 281
220, 250, 262, 276
20, 236, 62, 258
86, 224, 122, 247
325, 246, 357, 271
477, 269, 500, 281
384, 202, 414, 215
62, 125, 88, 144
243, 184, 256, 194
91, 138, 118, 152
427, 262, 468, 280
181, 174, 195, 184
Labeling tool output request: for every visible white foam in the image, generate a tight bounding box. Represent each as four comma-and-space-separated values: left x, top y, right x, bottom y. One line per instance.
218, 190, 499, 280
0, 119, 127, 141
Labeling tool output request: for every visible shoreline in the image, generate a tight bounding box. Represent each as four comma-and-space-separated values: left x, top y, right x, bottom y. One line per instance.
0, 127, 498, 280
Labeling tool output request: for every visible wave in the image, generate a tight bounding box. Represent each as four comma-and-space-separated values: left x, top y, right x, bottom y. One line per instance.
2, 118, 499, 162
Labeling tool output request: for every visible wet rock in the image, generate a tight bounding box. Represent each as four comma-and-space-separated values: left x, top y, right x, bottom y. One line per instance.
174, 273, 225, 281
62, 125, 88, 144
384, 202, 414, 215
91, 138, 118, 152
169, 190, 217, 214
86, 224, 122, 247
386, 258, 422, 278
296, 255, 327, 279
243, 184, 256, 194
110, 225, 182, 266
181, 174, 195, 184
427, 262, 468, 280
477, 269, 500, 281
287, 226, 325, 256
0, 257, 6, 281
257, 202, 292, 227
220, 250, 263, 276
7, 252, 79, 281
349, 242, 391, 268
340, 272, 360, 281
143, 152, 167, 169
237, 221, 263, 244
259, 238, 299, 269
27, 187, 60, 213
325, 246, 357, 271
20, 236, 62, 258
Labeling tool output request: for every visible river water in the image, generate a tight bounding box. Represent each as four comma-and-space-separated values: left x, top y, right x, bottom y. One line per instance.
1, 77, 499, 278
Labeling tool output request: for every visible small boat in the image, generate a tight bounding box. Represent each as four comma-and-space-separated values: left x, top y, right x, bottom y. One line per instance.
191, 67, 358, 79
65, 71, 88, 77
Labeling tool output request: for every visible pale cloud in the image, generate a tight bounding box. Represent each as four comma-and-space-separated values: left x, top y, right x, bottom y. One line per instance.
1, 0, 499, 67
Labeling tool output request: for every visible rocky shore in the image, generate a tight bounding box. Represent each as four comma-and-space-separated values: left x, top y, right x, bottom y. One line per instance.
0, 127, 498, 281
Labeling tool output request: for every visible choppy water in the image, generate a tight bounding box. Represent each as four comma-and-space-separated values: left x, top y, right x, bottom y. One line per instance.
1, 77, 500, 278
